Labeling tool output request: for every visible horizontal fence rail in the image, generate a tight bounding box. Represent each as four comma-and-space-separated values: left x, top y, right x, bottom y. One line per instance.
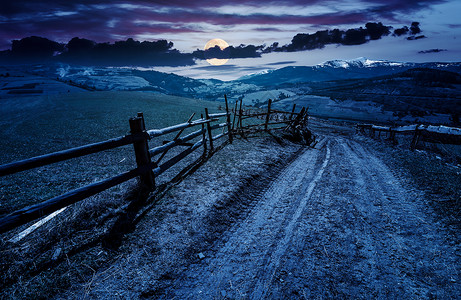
0, 134, 146, 176
0, 106, 232, 234
357, 123, 461, 149
0, 94, 310, 235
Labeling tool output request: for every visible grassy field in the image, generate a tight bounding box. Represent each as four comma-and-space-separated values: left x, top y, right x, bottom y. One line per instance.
0, 91, 221, 216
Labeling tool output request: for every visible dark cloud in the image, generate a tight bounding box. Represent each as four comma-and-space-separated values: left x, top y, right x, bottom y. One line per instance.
394, 26, 409, 36
418, 48, 447, 53
410, 22, 421, 34
407, 35, 426, 40
266, 61, 297, 65
272, 22, 392, 51
0, 0, 445, 50
193, 44, 263, 60
394, 21, 423, 38
1, 36, 195, 66
0, 20, 424, 65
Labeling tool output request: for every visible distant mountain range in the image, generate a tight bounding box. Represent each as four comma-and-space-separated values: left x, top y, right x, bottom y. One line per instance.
2, 58, 460, 124
236, 58, 461, 86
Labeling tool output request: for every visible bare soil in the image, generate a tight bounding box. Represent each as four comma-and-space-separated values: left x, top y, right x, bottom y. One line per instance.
48, 119, 460, 299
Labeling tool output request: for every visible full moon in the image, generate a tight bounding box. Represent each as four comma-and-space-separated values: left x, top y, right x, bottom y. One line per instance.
204, 38, 230, 66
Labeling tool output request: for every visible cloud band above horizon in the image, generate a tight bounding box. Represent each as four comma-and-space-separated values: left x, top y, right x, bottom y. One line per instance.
0, 0, 449, 51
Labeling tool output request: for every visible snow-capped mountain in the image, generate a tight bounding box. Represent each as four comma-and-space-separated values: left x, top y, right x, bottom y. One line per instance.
237, 58, 461, 86
316, 57, 411, 69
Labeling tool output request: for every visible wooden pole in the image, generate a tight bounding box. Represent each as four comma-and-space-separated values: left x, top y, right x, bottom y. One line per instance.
410, 126, 420, 150
137, 112, 146, 130
265, 99, 272, 131
304, 107, 309, 126
205, 108, 214, 152
232, 100, 238, 130
289, 104, 296, 120
201, 113, 207, 155
155, 113, 195, 164
129, 115, 155, 190
238, 99, 243, 132
224, 95, 233, 143
293, 107, 305, 127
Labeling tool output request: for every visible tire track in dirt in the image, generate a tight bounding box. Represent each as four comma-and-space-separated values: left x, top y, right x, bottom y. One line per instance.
266, 136, 460, 298
251, 142, 330, 299
161, 138, 330, 299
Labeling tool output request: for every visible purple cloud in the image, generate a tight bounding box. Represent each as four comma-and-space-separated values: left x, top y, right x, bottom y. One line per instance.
0, 0, 449, 50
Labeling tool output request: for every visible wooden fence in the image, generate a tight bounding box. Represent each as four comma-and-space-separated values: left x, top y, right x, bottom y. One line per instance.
357, 123, 461, 149
232, 98, 309, 134
0, 96, 309, 234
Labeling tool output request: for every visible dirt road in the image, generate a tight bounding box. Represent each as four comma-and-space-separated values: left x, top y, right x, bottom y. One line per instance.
70, 130, 460, 299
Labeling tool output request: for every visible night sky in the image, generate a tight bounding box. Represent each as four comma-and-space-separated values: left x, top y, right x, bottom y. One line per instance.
1, 0, 460, 79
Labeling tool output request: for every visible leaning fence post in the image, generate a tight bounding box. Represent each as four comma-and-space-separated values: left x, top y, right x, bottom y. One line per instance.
205, 108, 214, 152
304, 107, 309, 126
201, 113, 207, 156
224, 95, 233, 143
238, 99, 243, 132
232, 100, 238, 130
265, 99, 272, 131
129, 114, 155, 190
289, 104, 296, 120
410, 125, 421, 150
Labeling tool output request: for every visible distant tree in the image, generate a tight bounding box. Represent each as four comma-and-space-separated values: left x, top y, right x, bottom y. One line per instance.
410, 22, 421, 35
394, 26, 409, 36
11, 36, 64, 58
67, 37, 96, 53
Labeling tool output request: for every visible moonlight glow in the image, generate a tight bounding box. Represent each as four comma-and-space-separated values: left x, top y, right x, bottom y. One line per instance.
204, 38, 230, 66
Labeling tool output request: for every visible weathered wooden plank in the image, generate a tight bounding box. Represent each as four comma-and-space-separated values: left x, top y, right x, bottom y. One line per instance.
289, 104, 297, 120
208, 112, 229, 118
212, 132, 228, 141
205, 108, 214, 151
393, 124, 418, 132
0, 168, 142, 234
0, 134, 143, 177
147, 118, 214, 138
371, 125, 391, 132
155, 113, 195, 164
240, 113, 269, 119
242, 119, 291, 129
210, 122, 229, 130
149, 128, 205, 156
271, 109, 302, 116
265, 99, 272, 131
201, 113, 207, 155
129, 116, 155, 189
232, 101, 238, 130
224, 95, 233, 144
153, 139, 204, 177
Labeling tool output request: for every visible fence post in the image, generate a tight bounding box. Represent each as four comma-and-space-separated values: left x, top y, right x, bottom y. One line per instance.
205, 108, 214, 152
224, 95, 233, 143
265, 99, 272, 131
301, 107, 309, 126
410, 125, 420, 150
129, 114, 155, 190
289, 104, 296, 120
201, 113, 207, 156
232, 100, 238, 130
238, 99, 243, 132
293, 107, 305, 127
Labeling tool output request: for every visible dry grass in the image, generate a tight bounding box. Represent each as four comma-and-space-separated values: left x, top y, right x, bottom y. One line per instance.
0, 91, 222, 298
